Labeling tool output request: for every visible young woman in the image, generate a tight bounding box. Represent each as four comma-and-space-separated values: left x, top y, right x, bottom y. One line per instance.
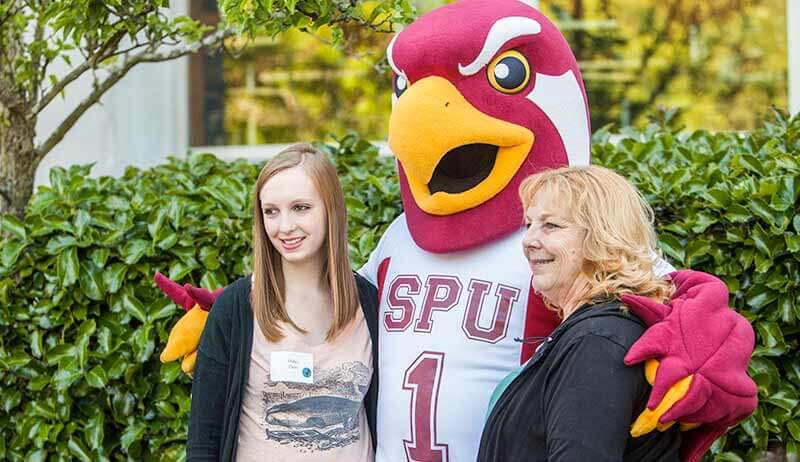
187, 144, 379, 461
478, 166, 682, 461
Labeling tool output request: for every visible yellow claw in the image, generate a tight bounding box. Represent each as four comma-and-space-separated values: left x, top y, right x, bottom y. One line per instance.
160, 305, 209, 363
182, 350, 198, 375
630, 359, 694, 437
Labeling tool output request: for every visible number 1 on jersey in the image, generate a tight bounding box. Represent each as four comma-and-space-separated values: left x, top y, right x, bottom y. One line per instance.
403, 351, 449, 462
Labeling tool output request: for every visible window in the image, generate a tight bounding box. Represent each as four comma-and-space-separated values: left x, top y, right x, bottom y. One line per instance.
542, 0, 788, 130
188, 2, 392, 148
189, 0, 790, 147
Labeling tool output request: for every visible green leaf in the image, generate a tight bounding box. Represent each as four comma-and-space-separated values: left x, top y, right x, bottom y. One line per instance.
112, 391, 136, 418
74, 209, 91, 237
149, 298, 177, 321
787, 233, 800, 252
31, 401, 57, 420
67, 437, 93, 462
168, 260, 191, 281
787, 419, 800, 440
105, 355, 128, 380
765, 388, 799, 412
30, 330, 43, 358
46, 235, 78, 254
103, 263, 128, 294
52, 358, 82, 391
57, 247, 80, 286
122, 291, 147, 323
147, 207, 169, 240
79, 261, 105, 300
745, 284, 777, 311
756, 321, 785, 348
160, 361, 183, 384
199, 246, 220, 270
749, 198, 776, 224
155, 401, 177, 418
85, 411, 104, 450
1, 240, 27, 268
2, 390, 21, 412
85, 366, 108, 388
200, 269, 227, 291
121, 239, 149, 265
89, 247, 110, 268
132, 325, 155, 363
45, 344, 77, 365
1, 214, 26, 239
724, 204, 751, 223
659, 234, 685, 263
105, 195, 130, 211
685, 239, 710, 265
120, 420, 145, 453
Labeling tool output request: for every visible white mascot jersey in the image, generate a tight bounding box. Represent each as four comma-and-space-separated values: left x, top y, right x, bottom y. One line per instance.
360, 214, 674, 462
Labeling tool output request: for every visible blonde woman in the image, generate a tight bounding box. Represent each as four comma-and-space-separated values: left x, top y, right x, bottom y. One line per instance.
187, 144, 378, 461
478, 166, 682, 461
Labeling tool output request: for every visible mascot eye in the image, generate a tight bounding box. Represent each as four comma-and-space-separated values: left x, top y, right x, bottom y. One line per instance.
394, 74, 408, 98
487, 50, 530, 94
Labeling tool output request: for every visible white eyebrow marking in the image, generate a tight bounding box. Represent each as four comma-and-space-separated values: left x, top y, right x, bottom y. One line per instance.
525, 70, 591, 166
458, 17, 541, 76
386, 34, 408, 82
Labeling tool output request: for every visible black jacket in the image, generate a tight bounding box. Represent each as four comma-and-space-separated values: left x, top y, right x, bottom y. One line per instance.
478, 301, 681, 462
186, 273, 379, 461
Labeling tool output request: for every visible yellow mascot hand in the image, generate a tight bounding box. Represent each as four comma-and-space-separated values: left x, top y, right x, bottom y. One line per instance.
630, 359, 699, 437
160, 305, 209, 374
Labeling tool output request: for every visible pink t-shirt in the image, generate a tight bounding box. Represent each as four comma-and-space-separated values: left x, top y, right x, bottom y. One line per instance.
236, 310, 374, 462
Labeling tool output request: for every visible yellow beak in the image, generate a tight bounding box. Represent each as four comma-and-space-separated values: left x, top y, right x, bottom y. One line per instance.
388, 76, 533, 215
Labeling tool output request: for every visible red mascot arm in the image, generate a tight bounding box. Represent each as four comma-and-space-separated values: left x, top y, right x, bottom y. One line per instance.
622, 270, 758, 462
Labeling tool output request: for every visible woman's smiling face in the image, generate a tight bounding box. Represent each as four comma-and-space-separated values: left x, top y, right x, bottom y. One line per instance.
521, 187, 587, 307
259, 166, 327, 266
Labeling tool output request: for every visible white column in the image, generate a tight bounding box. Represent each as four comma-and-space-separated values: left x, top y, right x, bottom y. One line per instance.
790, 0, 799, 115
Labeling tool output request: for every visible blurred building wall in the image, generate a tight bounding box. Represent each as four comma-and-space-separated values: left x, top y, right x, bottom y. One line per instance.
33, 1, 189, 187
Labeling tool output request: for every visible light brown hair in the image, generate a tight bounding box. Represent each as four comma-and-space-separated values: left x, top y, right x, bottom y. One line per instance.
519, 165, 673, 316
251, 143, 359, 342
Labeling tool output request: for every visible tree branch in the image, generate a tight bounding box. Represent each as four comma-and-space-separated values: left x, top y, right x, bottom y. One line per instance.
29, 1, 47, 106
32, 60, 91, 116
33, 28, 130, 116
33, 27, 234, 164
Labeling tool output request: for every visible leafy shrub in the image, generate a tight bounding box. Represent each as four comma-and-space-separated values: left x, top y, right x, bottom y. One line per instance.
1, 112, 798, 460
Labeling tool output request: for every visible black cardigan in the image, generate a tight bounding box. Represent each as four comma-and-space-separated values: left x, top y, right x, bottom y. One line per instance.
478, 301, 681, 462
186, 273, 379, 461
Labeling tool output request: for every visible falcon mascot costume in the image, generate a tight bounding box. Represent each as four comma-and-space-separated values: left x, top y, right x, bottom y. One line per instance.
157, 1, 757, 460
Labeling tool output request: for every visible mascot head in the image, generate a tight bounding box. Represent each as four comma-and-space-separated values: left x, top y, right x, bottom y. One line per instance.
387, 0, 591, 253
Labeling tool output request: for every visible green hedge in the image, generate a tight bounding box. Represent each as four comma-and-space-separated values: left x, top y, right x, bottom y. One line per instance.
1, 112, 798, 460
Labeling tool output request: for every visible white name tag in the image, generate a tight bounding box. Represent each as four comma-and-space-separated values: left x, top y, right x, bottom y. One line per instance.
270, 351, 314, 384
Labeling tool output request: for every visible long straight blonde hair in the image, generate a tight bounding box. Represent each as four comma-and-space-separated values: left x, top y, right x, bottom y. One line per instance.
519, 165, 674, 317
251, 143, 359, 342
